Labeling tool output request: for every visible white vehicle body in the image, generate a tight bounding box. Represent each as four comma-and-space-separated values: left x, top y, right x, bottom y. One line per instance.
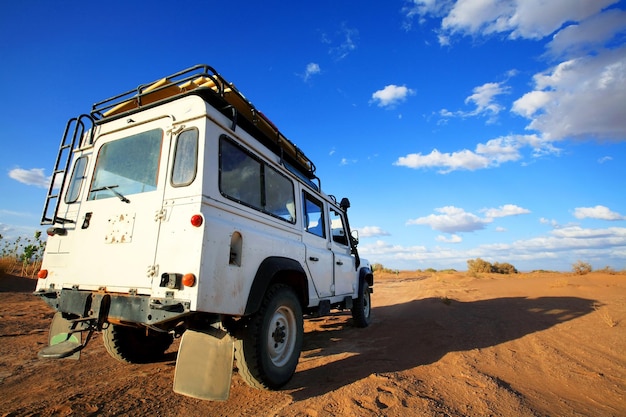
36, 65, 373, 400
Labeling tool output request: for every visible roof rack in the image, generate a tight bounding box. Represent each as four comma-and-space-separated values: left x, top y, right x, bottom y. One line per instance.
91, 64, 316, 179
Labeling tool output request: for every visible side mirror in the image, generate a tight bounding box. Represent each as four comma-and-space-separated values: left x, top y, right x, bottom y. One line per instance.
351, 229, 359, 246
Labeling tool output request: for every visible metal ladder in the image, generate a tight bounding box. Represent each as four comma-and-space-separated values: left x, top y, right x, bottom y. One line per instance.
41, 114, 93, 225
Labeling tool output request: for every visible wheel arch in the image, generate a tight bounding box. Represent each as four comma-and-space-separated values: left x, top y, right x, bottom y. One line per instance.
359, 266, 374, 288
244, 256, 309, 316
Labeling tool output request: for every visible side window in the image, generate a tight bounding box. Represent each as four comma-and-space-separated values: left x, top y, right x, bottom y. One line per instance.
171, 128, 198, 187
265, 166, 296, 222
303, 193, 326, 238
330, 208, 349, 246
220, 138, 262, 208
219, 136, 295, 223
65, 156, 88, 203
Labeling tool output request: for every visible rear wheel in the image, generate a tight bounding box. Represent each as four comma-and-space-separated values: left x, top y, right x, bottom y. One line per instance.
103, 324, 173, 364
351, 279, 371, 328
235, 284, 303, 389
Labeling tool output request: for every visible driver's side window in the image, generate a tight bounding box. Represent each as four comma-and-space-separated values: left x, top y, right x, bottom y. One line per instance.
330, 208, 349, 246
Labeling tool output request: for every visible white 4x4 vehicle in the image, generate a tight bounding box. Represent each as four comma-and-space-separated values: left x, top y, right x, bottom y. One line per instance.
36, 65, 373, 400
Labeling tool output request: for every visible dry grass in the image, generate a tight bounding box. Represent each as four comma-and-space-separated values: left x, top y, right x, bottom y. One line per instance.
0, 257, 42, 278
593, 303, 618, 328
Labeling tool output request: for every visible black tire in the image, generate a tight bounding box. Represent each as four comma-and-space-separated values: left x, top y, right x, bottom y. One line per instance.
235, 284, 303, 389
102, 324, 173, 364
351, 279, 371, 328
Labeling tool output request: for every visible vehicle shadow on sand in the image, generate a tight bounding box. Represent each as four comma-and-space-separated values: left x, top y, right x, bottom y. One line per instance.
0, 273, 38, 293
286, 295, 595, 399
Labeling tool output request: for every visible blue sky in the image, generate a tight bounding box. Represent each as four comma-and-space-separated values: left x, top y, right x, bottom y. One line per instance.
1, 0, 625, 271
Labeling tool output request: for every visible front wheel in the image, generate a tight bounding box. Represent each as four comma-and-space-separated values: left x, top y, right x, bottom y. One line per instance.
235, 284, 303, 389
351, 279, 372, 328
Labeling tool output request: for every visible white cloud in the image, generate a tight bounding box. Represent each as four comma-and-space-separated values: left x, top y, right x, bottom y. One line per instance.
511, 48, 626, 141
358, 225, 626, 271
8, 167, 50, 188
302, 62, 320, 81
407, 206, 490, 233
482, 204, 531, 218
405, 0, 620, 43
403, 1, 626, 143
407, 204, 531, 235
540, 217, 559, 227
436, 234, 462, 243
394, 134, 557, 173
598, 156, 612, 164
371, 84, 415, 108
510, 90, 551, 118
0, 222, 43, 241
395, 148, 488, 173
573, 205, 624, 221
440, 81, 509, 122
465, 82, 508, 115
358, 226, 391, 238
546, 8, 626, 58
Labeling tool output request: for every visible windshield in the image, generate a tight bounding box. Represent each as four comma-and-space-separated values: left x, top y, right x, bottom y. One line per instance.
89, 129, 163, 201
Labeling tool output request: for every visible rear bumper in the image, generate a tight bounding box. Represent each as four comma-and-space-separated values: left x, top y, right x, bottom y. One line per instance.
36, 288, 191, 325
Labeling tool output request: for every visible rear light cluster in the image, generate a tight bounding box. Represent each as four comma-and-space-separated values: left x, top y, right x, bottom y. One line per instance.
160, 273, 196, 289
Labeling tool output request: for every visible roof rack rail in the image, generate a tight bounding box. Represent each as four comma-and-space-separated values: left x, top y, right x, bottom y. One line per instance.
91, 64, 316, 179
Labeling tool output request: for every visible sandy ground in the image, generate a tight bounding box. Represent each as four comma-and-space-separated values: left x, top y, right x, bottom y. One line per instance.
1, 270, 624, 417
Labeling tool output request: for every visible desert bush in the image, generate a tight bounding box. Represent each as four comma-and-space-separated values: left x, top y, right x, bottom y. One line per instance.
372, 263, 400, 274
371, 263, 384, 272
597, 265, 616, 274
493, 262, 518, 274
572, 260, 593, 275
467, 258, 493, 274
467, 258, 518, 275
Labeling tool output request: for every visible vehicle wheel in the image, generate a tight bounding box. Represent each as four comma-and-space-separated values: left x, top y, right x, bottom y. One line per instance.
235, 284, 303, 389
351, 279, 371, 328
103, 324, 173, 364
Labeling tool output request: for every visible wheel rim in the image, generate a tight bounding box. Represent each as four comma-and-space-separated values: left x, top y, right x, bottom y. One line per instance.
363, 285, 371, 318
267, 305, 297, 368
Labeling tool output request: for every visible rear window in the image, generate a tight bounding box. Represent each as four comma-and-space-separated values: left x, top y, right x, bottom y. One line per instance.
89, 129, 163, 200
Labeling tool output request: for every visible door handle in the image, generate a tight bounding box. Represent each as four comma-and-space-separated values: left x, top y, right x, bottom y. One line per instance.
336, 260, 343, 265
309, 256, 319, 262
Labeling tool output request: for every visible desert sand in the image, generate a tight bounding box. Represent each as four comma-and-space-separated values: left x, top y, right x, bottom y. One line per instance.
1, 270, 624, 416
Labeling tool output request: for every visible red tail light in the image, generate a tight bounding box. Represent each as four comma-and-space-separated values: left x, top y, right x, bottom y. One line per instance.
190, 214, 203, 227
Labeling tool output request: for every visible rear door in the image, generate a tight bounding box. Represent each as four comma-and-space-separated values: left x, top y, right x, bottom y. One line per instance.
68, 122, 171, 293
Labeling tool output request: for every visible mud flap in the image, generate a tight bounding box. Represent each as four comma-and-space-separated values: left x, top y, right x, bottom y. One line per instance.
38, 312, 83, 360
173, 328, 234, 401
